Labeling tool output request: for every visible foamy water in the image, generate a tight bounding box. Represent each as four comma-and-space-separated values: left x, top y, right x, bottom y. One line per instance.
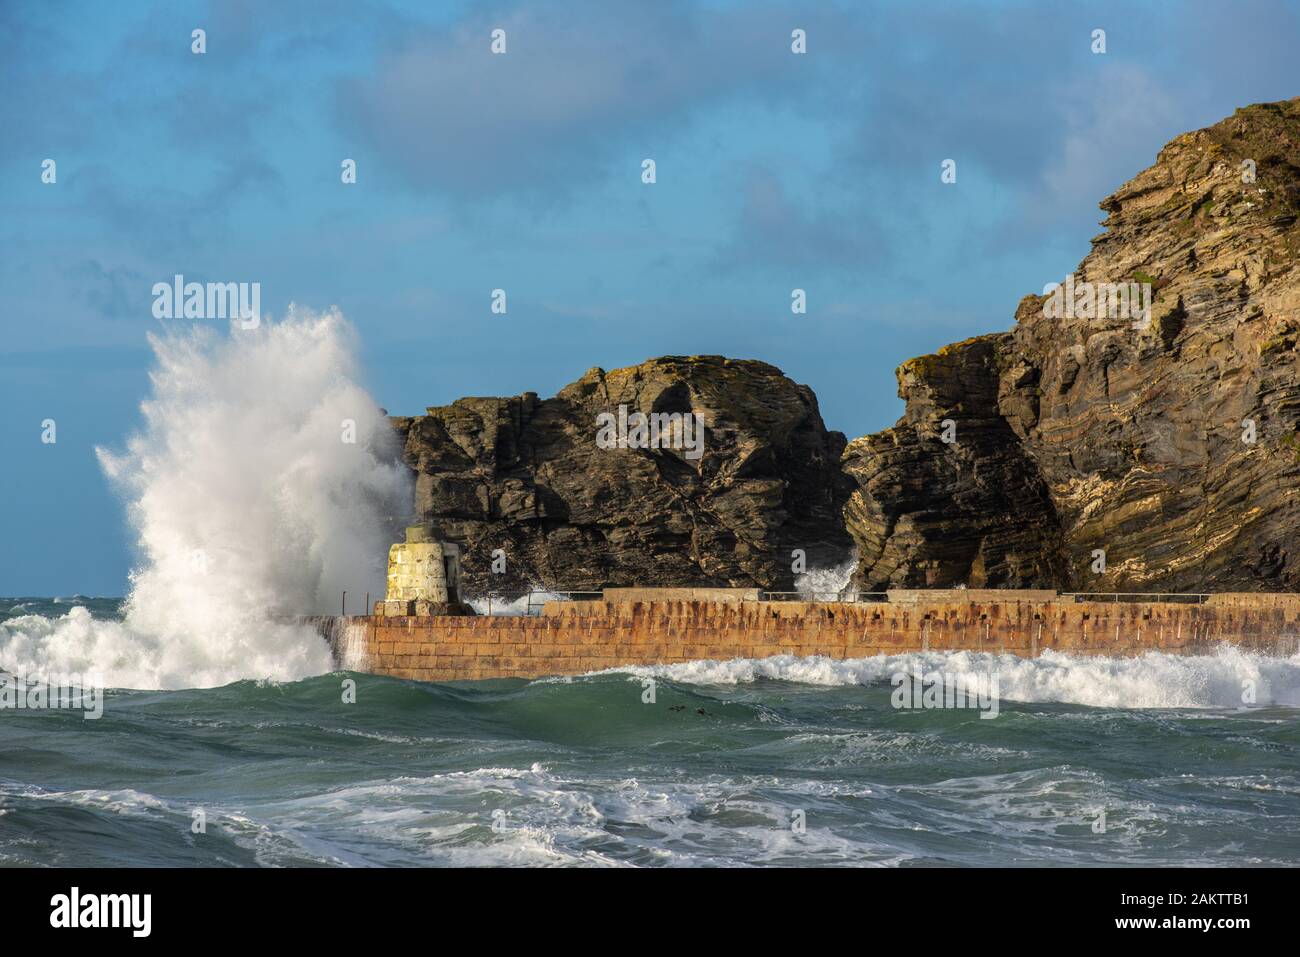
0, 308, 410, 689
467, 592, 560, 616
606, 646, 1300, 710
3, 663, 1297, 867
794, 550, 858, 599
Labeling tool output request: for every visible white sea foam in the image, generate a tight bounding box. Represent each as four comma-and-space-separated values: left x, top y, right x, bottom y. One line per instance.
468, 590, 586, 616
794, 549, 858, 599
0, 307, 410, 689
220, 763, 905, 867
603, 646, 1300, 710
470, 592, 545, 616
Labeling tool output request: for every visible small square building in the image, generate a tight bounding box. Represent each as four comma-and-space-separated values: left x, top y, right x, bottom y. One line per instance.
377, 525, 473, 616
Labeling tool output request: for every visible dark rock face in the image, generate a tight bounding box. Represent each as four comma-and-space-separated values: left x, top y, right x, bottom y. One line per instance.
842, 335, 1067, 589
393, 357, 855, 597
394, 100, 1300, 596
845, 98, 1300, 592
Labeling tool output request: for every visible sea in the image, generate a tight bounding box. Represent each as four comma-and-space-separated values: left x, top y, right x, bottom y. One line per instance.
3, 596, 1299, 868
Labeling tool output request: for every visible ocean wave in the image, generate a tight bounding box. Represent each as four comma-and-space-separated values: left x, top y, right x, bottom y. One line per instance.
0, 309, 407, 690
794, 550, 858, 599
467, 591, 560, 616
599, 646, 1300, 710
234, 763, 910, 867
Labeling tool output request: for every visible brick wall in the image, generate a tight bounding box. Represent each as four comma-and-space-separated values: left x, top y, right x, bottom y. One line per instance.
322, 597, 1300, 681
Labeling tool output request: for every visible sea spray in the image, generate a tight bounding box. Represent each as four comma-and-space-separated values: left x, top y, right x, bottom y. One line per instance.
794, 549, 858, 600
468, 589, 566, 616
0, 307, 411, 689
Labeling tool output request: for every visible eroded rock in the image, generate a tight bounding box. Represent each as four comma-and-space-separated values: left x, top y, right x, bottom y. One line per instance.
845, 98, 1300, 592
392, 356, 854, 596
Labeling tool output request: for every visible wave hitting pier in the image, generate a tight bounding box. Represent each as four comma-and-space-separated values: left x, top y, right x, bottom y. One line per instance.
313, 588, 1300, 682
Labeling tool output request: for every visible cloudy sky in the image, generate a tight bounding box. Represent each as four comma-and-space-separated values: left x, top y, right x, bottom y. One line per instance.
2, 0, 1298, 594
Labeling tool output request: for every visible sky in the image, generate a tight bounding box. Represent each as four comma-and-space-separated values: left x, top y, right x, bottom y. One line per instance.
2, 0, 1298, 595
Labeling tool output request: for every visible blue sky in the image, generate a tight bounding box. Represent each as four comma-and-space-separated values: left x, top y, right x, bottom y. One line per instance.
2, 0, 1298, 595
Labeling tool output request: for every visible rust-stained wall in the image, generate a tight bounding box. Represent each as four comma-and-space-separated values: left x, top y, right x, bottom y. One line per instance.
322, 596, 1300, 682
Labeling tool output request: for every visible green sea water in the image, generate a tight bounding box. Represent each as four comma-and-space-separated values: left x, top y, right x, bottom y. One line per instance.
2, 598, 1300, 867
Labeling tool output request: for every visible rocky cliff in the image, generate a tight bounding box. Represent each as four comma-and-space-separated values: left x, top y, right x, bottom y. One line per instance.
847, 98, 1300, 592
392, 357, 854, 596
841, 334, 1068, 589
395, 99, 1300, 597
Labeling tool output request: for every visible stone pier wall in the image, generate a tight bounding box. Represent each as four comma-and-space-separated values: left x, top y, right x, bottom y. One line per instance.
321, 595, 1300, 682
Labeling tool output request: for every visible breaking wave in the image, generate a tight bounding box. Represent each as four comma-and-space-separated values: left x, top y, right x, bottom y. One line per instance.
794, 550, 858, 599
604, 646, 1300, 710
0, 307, 410, 689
